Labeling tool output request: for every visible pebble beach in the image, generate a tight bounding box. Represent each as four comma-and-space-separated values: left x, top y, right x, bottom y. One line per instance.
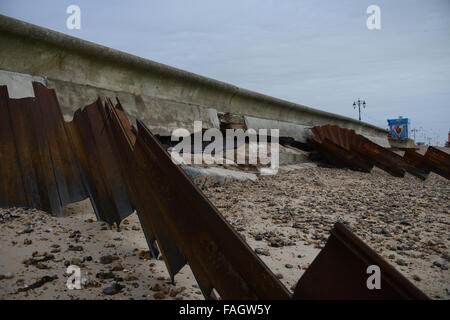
0, 166, 448, 299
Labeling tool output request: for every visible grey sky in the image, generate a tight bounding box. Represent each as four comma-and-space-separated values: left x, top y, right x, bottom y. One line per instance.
1, 0, 449, 144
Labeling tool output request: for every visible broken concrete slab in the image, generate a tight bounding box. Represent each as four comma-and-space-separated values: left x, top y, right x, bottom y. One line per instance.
182, 166, 258, 187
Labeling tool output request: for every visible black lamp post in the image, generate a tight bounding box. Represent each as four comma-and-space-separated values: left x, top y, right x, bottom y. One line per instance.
353, 99, 366, 121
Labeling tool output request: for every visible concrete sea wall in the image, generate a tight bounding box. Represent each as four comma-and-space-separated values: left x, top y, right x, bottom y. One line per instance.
0, 14, 389, 146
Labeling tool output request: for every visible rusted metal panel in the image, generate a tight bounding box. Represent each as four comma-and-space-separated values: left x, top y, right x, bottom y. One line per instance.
309, 125, 376, 171
321, 138, 373, 172
1, 83, 86, 215
130, 120, 291, 299
33, 83, 87, 206
423, 147, 450, 179
66, 99, 134, 225
309, 125, 435, 180
357, 140, 433, 180
6, 96, 37, 208
0, 83, 134, 224
293, 222, 429, 300
353, 140, 406, 177
402, 149, 430, 180
103, 99, 161, 259
307, 136, 343, 167
0, 86, 27, 208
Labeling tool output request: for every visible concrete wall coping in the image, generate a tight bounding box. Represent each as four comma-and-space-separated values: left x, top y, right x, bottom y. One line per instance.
0, 14, 387, 135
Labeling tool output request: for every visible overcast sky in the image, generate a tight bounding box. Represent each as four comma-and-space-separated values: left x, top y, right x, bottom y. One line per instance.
1, 0, 449, 144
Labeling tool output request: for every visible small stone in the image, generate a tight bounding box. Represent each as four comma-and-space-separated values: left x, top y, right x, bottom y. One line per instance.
69, 231, 81, 238
0, 272, 14, 280
112, 263, 124, 271
442, 253, 450, 262
412, 275, 421, 281
285, 264, 293, 269
103, 282, 124, 295
270, 241, 281, 248
70, 258, 83, 266
396, 259, 407, 266
23, 239, 32, 245
169, 287, 185, 297
68, 245, 83, 252
151, 283, 162, 292
153, 292, 165, 299
100, 255, 114, 264
124, 275, 139, 281
35, 263, 49, 269
96, 271, 115, 279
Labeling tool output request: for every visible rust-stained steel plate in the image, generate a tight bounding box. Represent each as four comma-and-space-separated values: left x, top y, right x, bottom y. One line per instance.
0, 83, 134, 224
293, 222, 429, 300
321, 138, 373, 172
308, 124, 438, 180
64, 98, 135, 225
103, 99, 162, 259
128, 120, 291, 299
0, 86, 28, 208
33, 83, 87, 207
356, 139, 432, 179
355, 140, 407, 177
423, 147, 450, 180
402, 149, 430, 180
307, 136, 343, 167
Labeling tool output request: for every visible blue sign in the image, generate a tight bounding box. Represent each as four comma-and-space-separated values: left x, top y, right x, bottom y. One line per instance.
387, 118, 409, 139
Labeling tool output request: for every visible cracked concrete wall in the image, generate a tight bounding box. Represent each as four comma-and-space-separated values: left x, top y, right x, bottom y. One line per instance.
0, 14, 389, 141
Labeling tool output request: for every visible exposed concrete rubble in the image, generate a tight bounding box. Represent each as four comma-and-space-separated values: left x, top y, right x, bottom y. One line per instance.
182, 166, 258, 188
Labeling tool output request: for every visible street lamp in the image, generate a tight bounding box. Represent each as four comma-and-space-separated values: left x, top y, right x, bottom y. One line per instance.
353, 99, 366, 121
